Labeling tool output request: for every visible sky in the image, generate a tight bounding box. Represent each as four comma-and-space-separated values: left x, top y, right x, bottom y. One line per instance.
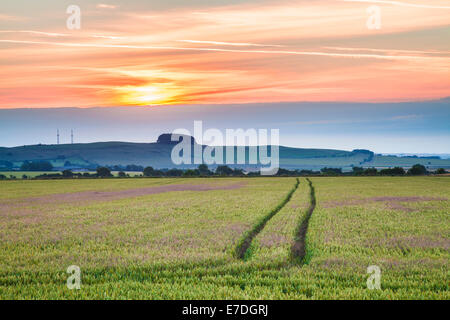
0, 1, 449, 152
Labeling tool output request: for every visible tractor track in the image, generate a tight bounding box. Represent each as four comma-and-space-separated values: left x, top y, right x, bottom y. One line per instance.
291, 178, 316, 263
235, 178, 300, 260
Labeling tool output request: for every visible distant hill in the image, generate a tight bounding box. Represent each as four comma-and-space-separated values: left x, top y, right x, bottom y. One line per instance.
1, 134, 449, 171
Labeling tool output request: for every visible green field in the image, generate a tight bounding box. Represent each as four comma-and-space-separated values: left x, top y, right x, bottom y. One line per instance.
0, 177, 448, 299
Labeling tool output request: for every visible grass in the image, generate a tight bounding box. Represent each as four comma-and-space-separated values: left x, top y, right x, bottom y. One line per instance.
0, 177, 448, 299
0, 177, 188, 200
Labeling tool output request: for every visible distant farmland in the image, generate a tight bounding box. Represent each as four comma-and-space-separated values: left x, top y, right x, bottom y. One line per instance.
1, 139, 450, 171
0, 177, 448, 299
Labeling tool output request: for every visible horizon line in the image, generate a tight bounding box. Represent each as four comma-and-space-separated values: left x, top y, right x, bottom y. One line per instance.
1, 96, 449, 110
1, 140, 449, 156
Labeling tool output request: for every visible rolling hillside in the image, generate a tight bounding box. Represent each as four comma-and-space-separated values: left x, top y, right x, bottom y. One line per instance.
1, 134, 449, 171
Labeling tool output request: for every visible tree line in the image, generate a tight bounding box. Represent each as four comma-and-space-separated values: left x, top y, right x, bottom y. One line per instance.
0, 163, 447, 180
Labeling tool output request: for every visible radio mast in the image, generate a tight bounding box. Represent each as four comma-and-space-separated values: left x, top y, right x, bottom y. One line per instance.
71, 129, 74, 144
57, 129, 60, 145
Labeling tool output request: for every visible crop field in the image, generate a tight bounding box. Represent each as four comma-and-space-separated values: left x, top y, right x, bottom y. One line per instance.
0, 177, 448, 299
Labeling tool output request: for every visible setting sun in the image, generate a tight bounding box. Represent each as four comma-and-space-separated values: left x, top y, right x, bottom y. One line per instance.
117, 85, 172, 105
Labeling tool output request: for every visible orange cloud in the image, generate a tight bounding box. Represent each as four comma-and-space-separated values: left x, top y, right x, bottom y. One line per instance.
0, 0, 449, 108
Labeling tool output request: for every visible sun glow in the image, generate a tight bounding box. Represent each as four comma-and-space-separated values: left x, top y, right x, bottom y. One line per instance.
1, 0, 450, 108
117, 85, 175, 105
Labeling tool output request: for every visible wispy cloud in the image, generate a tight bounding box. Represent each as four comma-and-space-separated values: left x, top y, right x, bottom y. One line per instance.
324, 46, 450, 55
177, 40, 284, 47
91, 34, 125, 40
0, 30, 68, 37
341, 0, 450, 9
293, 119, 369, 125
286, 114, 423, 126
96, 4, 118, 9
0, 14, 27, 22
0, 30, 125, 40
389, 114, 423, 120
0, 39, 443, 62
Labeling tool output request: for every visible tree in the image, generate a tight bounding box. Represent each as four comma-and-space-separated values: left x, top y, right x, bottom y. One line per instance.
39, 161, 53, 171
166, 169, 183, 177
408, 164, 427, 176
364, 168, 378, 176
143, 166, 155, 177
321, 167, 342, 175
215, 165, 233, 176
118, 171, 127, 178
96, 167, 112, 177
352, 167, 364, 175
0, 160, 13, 169
436, 168, 447, 174
380, 167, 405, 176
183, 169, 200, 177
153, 170, 164, 177
20, 161, 53, 171
276, 168, 291, 176
198, 164, 211, 176
20, 161, 30, 171
299, 169, 318, 176
62, 169, 74, 178
276, 168, 298, 176
0, 174, 6, 180
391, 167, 405, 175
